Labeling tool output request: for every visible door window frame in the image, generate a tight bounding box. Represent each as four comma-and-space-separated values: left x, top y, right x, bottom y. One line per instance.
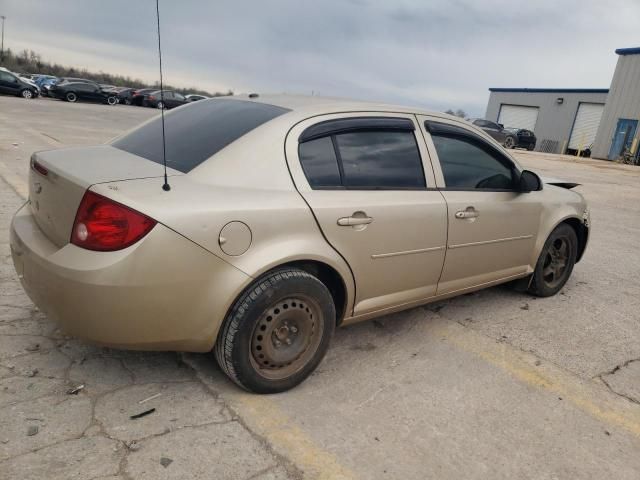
286, 112, 438, 193
416, 114, 523, 191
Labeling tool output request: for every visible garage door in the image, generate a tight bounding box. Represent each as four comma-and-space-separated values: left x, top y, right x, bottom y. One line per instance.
498, 105, 539, 131
568, 103, 605, 150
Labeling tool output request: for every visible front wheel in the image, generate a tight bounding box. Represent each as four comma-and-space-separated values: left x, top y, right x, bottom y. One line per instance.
107, 96, 117, 105
528, 224, 577, 297
215, 268, 336, 393
66, 92, 77, 102
156, 101, 165, 109
20, 89, 33, 99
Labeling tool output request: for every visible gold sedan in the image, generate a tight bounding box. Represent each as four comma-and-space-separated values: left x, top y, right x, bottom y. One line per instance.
10, 95, 589, 393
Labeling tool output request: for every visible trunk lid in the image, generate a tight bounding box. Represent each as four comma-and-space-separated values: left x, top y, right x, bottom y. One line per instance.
29, 145, 181, 248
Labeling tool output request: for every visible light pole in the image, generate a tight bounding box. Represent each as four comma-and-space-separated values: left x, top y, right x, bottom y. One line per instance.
0, 16, 5, 61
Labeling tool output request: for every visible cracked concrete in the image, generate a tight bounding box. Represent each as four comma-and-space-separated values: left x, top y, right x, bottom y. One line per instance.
600, 359, 640, 405
1, 96, 640, 479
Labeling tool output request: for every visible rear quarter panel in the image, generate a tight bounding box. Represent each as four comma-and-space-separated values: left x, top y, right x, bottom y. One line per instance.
93, 117, 356, 320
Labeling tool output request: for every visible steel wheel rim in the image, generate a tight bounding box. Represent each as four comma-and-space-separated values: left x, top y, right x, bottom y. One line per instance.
505, 137, 514, 148
542, 235, 571, 288
250, 295, 324, 380
108, 97, 116, 105
22, 90, 33, 99
157, 101, 164, 109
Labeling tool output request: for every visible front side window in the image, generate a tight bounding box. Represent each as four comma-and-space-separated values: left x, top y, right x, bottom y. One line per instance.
298, 119, 426, 190
431, 134, 516, 190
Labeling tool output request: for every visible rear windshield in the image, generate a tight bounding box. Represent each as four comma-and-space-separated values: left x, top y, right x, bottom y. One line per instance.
112, 98, 290, 173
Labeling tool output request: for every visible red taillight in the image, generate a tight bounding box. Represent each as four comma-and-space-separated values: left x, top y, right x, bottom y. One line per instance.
149, 95, 156, 101
71, 191, 156, 251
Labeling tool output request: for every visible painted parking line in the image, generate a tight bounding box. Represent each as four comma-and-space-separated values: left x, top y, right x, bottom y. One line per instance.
184, 354, 356, 480
435, 321, 640, 438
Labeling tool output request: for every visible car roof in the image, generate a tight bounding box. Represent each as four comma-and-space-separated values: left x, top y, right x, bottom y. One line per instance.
227, 93, 457, 120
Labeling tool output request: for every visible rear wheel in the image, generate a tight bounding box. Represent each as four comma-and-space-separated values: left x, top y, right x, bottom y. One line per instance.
66, 92, 77, 102
107, 96, 117, 105
528, 224, 577, 297
504, 136, 516, 149
215, 268, 335, 393
20, 89, 33, 99
156, 101, 165, 109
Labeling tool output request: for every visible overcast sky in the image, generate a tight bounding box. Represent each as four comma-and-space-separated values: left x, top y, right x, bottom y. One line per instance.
3, 0, 639, 116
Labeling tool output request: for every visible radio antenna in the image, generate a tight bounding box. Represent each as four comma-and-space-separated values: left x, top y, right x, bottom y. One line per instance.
155, 0, 170, 191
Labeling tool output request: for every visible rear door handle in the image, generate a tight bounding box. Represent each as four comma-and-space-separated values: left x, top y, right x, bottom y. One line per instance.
337, 214, 373, 226
455, 208, 479, 219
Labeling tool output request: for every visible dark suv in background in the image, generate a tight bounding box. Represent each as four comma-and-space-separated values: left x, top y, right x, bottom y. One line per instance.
470, 119, 537, 150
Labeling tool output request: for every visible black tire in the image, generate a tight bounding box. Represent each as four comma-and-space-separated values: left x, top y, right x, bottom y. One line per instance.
66, 92, 77, 102
504, 136, 516, 149
215, 268, 335, 393
528, 224, 578, 297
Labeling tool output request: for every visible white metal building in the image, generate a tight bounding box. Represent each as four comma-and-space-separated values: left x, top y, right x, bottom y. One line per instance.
484, 47, 640, 160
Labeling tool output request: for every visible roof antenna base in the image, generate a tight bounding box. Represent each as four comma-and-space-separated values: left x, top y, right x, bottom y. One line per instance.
162, 182, 171, 191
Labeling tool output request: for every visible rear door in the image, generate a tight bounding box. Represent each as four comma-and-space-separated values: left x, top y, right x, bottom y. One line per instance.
286, 113, 447, 317
418, 116, 543, 294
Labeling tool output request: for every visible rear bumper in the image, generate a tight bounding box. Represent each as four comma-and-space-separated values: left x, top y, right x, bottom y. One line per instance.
10, 203, 249, 352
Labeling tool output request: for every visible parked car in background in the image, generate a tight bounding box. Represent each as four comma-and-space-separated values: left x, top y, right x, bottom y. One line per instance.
143, 90, 187, 109
130, 88, 158, 106
49, 82, 118, 105
186, 94, 208, 102
115, 88, 136, 105
469, 118, 519, 148
0, 68, 40, 99
504, 128, 537, 151
33, 75, 57, 88
37, 77, 60, 96
10, 95, 590, 393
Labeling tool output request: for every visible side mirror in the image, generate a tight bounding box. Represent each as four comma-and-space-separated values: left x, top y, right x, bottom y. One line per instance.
498, 123, 504, 129
518, 170, 543, 193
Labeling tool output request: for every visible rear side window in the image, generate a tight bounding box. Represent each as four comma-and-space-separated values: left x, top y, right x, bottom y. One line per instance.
112, 99, 290, 173
298, 118, 426, 190
298, 137, 342, 188
336, 131, 424, 188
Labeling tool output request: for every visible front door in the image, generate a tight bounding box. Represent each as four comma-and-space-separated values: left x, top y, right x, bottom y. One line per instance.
608, 119, 638, 160
286, 114, 448, 316
418, 117, 542, 294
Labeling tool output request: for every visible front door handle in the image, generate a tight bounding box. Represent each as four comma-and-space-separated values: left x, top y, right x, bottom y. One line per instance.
337, 213, 373, 226
455, 208, 479, 219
